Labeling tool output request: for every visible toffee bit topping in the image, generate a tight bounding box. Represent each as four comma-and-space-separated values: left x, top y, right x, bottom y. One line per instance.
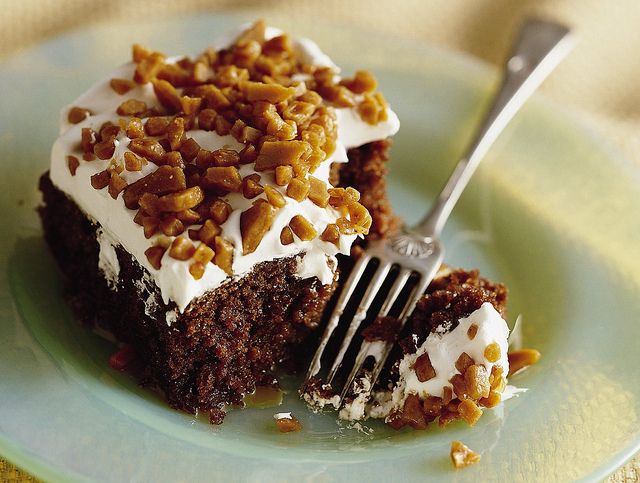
108, 172, 128, 199
123, 166, 186, 209
275, 165, 294, 186
110, 78, 136, 95
145, 245, 166, 270
507, 348, 541, 376
275, 414, 302, 433
68, 106, 92, 124
467, 323, 478, 340
116, 99, 147, 116
454, 352, 474, 373
169, 236, 196, 260
67, 155, 80, 176
286, 177, 310, 202
320, 223, 340, 245
240, 199, 276, 255
414, 352, 436, 382
450, 441, 481, 469
90, 170, 110, 189
280, 226, 294, 245
213, 236, 234, 274
264, 185, 285, 208
289, 215, 317, 241
483, 342, 501, 363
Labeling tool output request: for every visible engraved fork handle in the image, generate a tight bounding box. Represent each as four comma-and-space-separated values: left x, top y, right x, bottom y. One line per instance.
413, 18, 574, 239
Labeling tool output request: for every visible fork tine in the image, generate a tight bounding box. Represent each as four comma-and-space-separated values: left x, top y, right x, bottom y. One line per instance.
303, 253, 372, 383
337, 268, 411, 403
325, 261, 393, 384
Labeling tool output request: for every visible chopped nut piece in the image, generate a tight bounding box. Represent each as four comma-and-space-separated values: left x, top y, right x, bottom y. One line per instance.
67, 155, 80, 176
128, 138, 166, 163
192, 243, 215, 265
275, 414, 302, 433
90, 170, 110, 190
255, 140, 312, 171
152, 79, 182, 112
94, 139, 116, 160
414, 352, 437, 382
126, 117, 145, 139
275, 165, 294, 186
110, 78, 136, 95
507, 349, 541, 376
484, 342, 501, 363
320, 223, 340, 245
156, 186, 204, 212
117, 99, 147, 116
202, 166, 242, 192
123, 165, 186, 209
264, 185, 286, 208
340, 70, 377, 94
289, 215, 317, 241
455, 352, 475, 373
467, 324, 478, 340
450, 441, 481, 469
464, 364, 491, 400
159, 216, 185, 236
145, 116, 171, 136
240, 199, 276, 254
134, 52, 165, 84
198, 219, 221, 246
212, 149, 240, 167
108, 172, 127, 199
166, 117, 185, 151
213, 236, 234, 274
68, 106, 91, 124
280, 226, 294, 245
210, 199, 232, 224
457, 399, 483, 426
144, 245, 166, 270
308, 176, 330, 207
169, 236, 196, 260
242, 174, 264, 199
286, 177, 310, 202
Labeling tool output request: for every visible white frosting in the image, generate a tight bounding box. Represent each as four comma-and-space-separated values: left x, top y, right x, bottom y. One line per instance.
96, 227, 120, 289
49, 25, 400, 312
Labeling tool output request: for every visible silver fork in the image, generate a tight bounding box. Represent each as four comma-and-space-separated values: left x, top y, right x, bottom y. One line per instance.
303, 18, 574, 405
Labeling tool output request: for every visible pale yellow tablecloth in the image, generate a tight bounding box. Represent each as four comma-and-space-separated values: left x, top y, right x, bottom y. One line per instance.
1, 1, 638, 481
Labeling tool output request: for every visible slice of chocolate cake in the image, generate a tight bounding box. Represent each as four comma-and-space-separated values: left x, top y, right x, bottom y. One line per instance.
39, 20, 399, 423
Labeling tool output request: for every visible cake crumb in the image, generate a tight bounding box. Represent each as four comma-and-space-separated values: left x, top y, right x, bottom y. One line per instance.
450, 440, 481, 469
274, 412, 302, 433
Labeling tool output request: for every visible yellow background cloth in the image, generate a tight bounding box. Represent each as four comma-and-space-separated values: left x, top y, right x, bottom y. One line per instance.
1, 0, 638, 481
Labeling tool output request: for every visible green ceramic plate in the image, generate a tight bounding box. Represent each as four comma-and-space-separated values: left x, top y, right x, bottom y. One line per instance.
1, 12, 639, 483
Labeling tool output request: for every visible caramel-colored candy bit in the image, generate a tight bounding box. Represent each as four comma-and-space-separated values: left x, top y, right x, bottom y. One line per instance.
176, 209, 201, 225
212, 149, 240, 167
308, 176, 329, 207
161, 151, 185, 168
390, 394, 428, 430
242, 174, 264, 199
197, 84, 231, 110
158, 63, 191, 87
240, 125, 262, 144
286, 177, 310, 202
67, 155, 80, 176
414, 352, 436, 382
169, 236, 196, 261
240, 199, 276, 255
479, 390, 502, 409
464, 364, 490, 400
442, 386, 454, 405
202, 166, 242, 192
192, 243, 215, 265
283, 101, 315, 126
236, 19, 266, 45
289, 215, 317, 241
134, 52, 165, 84
507, 348, 541, 377
215, 65, 250, 87
320, 223, 340, 245
340, 70, 378, 94
275, 165, 294, 186
100, 122, 120, 141
262, 34, 292, 56
94, 139, 116, 160
179, 138, 201, 162
264, 185, 286, 208
241, 80, 296, 103
457, 399, 483, 426
467, 323, 478, 340
280, 226, 294, 245
110, 78, 136, 95
152, 79, 182, 113
192, 61, 210, 83
123, 165, 186, 209
232, 40, 261, 68
156, 186, 204, 212
449, 373, 467, 400
125, 117, 145, 139
139, 193, 160, 217
142, 217, 159, 238
422, 395, 443, 418
189, 262, 205, 280
275, 415, 302, 433
348, 202, 372, 234
144, 245, 166, 270
90, 170, 110, 190
489, 365, 505, 392
166, 117, 185, 151
198, 108, 217, 131
450, 441, 481, 469
180, 96, 202, 116
128, 138, 166, 163
145, 116, 171, 136
160, 216, 185, 236
254, 140, 312, 171
198, 219, 221, 246
328, 187, 360, 208
132, 44, 151, 63
298, 90, 323, 106
213, 236, 234, 275
81, 127, 96, 152
318, 84, 355, 108
358, 92, 389, 124
68, 106, 91, 124
214, 115, 232, 136
108, 172, 128, 199
484, 342, 501, 363
455, 352, 475, 373
210, 199, 232, 224
117, 99, 147, 116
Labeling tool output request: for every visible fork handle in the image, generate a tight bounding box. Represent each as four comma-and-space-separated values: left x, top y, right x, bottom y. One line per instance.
413, 18, 574, 239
